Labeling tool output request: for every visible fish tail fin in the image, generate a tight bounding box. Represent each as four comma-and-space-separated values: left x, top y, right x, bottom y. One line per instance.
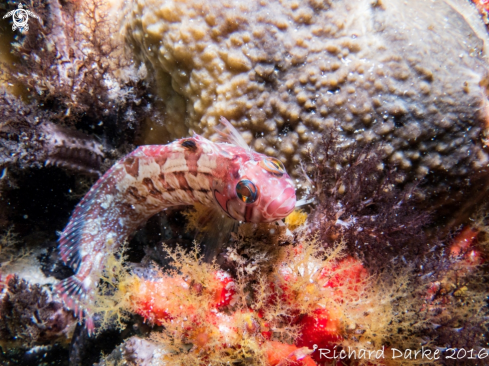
56, 275, 95, 336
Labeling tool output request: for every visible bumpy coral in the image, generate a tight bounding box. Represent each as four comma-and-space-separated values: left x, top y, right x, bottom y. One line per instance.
123, 0, 489, 208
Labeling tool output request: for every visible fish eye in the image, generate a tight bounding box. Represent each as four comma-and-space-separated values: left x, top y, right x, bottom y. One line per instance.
260, 158, 286, 177
236, 179, 258, 204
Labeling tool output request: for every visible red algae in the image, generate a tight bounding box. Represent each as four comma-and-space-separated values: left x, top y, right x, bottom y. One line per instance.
295, 309, 342, 353
131, 270, 236, 326
108, 238, 365, 365
94, 216, 488, 365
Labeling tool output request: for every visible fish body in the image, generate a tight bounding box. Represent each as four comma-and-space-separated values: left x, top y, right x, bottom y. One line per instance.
56, 118, 296, 334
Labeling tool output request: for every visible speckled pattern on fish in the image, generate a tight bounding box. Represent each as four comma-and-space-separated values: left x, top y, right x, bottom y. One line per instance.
56, 118, 296, 334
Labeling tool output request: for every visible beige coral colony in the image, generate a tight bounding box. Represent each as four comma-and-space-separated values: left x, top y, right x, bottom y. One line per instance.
3, 0, 489, 365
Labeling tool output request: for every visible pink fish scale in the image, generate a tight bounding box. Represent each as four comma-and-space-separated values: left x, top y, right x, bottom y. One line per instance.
56, 118, 296, 335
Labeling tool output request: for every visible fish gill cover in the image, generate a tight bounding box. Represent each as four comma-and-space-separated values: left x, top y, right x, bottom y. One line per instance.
0, 0, 488, 365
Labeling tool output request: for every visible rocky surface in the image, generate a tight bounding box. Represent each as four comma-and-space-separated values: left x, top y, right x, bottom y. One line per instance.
124, 0, 489, 219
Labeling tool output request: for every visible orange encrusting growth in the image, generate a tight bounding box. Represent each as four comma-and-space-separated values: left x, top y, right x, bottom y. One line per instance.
124, 242, 371, 365
266, 341, 317, 366
449, 226, 483, 266
322, 257, 369, 297
129, 270, 236, 326
285, 209, 308, 231
129, 276, 189, 325
96, 224, 489, 365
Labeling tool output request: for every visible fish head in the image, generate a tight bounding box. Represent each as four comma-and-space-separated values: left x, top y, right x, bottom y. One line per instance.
213, 154, 296, 223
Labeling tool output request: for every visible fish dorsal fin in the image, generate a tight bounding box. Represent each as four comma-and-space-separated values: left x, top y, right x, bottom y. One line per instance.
215, 117, 250, 150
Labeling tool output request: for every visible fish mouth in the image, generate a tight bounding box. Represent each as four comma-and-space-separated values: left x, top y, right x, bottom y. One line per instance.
274, 196, 296, 218
266, 188, 296, 220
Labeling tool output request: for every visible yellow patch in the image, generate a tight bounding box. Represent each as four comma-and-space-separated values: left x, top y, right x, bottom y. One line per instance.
284, 209, 308, 231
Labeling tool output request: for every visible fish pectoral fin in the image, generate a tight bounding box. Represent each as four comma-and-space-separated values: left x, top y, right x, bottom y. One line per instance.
185, 202, 233, 234
185, 203, 236, 261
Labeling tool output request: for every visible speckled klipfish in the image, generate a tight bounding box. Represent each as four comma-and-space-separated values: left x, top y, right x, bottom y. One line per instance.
56, 117, 296, 334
